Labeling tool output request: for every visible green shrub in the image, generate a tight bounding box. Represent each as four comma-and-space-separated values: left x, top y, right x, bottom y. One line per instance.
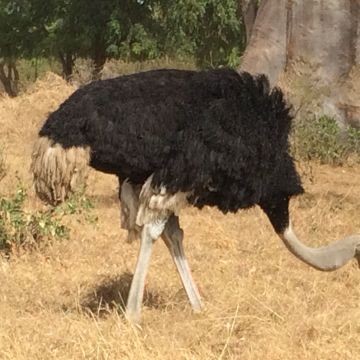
0, 184, 98, 253
0, 186, 69, 252
54, 186, 98, 225
347, 126, 360, 155
292, 116, 360, 165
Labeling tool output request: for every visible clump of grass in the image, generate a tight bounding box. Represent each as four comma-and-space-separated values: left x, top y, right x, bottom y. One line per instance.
16, 58, 62, 91
0, 146, 6, 183
292, 115, 360, 165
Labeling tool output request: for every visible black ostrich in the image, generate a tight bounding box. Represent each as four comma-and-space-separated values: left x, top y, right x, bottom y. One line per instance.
31, 68, 360, 323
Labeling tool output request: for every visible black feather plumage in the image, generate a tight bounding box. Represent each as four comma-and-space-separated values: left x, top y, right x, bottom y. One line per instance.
39, 68, 303, 214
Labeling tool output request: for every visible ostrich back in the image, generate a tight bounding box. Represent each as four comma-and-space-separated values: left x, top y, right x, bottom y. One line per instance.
39, 68, 303, 213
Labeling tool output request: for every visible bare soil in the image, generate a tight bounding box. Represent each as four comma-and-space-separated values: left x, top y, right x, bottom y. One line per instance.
0, 74, 359, 360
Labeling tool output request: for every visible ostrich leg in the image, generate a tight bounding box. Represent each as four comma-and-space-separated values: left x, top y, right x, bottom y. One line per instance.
126, 219, 166, 323
119, 179, 141, 243
162, 215, 203, 312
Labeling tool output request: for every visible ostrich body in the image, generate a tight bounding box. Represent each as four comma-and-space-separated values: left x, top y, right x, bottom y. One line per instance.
31, 68, 360, 323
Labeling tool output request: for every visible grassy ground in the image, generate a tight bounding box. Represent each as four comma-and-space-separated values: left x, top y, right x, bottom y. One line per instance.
0, 74, 360, 359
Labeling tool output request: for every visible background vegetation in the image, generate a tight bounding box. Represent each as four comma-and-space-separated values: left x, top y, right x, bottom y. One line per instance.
0, 0, 245, 95
292, 116, 360, 166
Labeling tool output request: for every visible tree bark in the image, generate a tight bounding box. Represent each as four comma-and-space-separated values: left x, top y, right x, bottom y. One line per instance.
285, 0, 355, 82
241, 0, 259, 44
0, 60, 19, 97
240, 0, 288, 86
91, 42, 107, 81
239, 0, 360, 126
59, 51, 75, 82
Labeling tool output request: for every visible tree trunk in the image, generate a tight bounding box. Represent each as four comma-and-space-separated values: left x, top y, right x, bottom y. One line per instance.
0, 60, 19, 97
240, 0, 360, 127
91, 44, 107, 81
59, 51, 75, 82
240, 0, 288, 86
240, 0, 259, 44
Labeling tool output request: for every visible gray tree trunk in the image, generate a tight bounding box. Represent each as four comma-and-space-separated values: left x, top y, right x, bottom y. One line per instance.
240, 0, 259, 44
240, 0, 360, 127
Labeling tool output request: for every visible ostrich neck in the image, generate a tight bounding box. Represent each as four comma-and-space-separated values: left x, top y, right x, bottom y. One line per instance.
279, 224, 360, 271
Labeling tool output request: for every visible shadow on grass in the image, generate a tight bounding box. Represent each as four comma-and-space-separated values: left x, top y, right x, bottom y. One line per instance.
80, 272, 164, 318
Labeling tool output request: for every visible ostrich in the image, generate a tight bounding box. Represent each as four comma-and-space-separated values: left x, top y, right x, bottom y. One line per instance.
31, 68, 360, 323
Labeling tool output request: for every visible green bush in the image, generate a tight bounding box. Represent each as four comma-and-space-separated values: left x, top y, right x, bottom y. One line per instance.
0, 184, 97, 253
347, 126, 360, 155
292, 116, 360, 165
54, 186, 98, 225
0, 187, 69, 252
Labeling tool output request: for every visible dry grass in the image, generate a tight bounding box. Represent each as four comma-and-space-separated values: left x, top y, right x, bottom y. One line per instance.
0, 145, 6, 182
1, 74, 360, 360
